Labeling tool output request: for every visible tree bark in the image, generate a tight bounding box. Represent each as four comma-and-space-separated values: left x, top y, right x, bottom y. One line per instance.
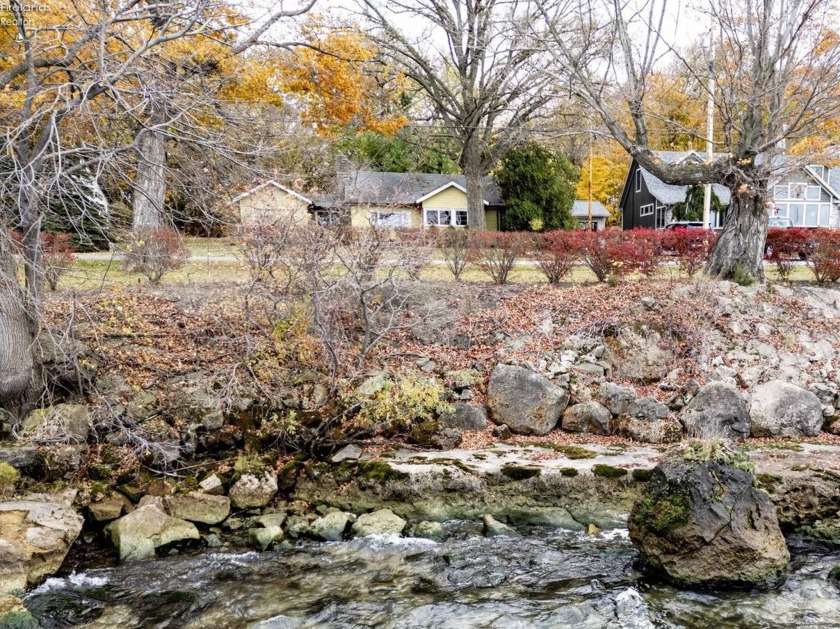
131, 127, 168, 230
0, 237, 35, 407
706, 180, 768, 280
462, 138, 487, 230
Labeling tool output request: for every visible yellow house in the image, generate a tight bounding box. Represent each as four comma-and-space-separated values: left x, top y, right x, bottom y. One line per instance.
234, 169, 504, 230
232, 181, 313, 226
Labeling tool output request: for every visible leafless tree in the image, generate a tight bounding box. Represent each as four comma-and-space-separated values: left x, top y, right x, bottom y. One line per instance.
355, 0, 557, 229
0, 0, 315, 411
534, 0, 840, 279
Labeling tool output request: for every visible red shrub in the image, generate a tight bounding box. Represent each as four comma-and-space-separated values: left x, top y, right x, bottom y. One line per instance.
663, 228, 717, 278
122, 229, 190, 285
765, 227, 815, 281
624, 228, 665, 277
579, 230, 644, 282
808, 228, 840, 285
533, 230, 580, 284
470, 231, 528, 284
42, 233, 76, 291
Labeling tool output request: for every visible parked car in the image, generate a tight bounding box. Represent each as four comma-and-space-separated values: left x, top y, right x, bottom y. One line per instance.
768, 217, 794, 229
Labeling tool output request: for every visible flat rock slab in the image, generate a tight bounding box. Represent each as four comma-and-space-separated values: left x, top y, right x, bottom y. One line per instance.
293, 442, 840, 532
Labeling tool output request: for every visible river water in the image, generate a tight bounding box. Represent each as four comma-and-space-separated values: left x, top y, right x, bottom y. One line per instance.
23, 526, 840, 629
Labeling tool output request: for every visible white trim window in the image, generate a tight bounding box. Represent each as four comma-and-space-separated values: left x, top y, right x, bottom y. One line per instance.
371, 210, 411, 227
425, 208, 468, 227
806, 186, 822, 201
635, 170, 642, 192
773, 185, 788, 199
640, 203, 654, 217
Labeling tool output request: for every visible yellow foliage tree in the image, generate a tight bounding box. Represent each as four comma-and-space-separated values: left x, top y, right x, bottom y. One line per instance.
275, 15, 408, 136
577, 142, 630, 226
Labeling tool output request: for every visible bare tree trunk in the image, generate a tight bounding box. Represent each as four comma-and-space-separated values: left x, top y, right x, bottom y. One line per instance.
462, 139, 487, 230
706, 182, 768, 281
0, 236, 35, 407
132, 127, 168, 230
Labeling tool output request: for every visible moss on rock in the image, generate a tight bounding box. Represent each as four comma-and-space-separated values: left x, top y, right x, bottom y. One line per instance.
500, 465, 542, 480
592, 464, 628, 479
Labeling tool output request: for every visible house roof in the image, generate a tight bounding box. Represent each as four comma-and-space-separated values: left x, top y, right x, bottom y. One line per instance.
232, 181, 312, 205
571, 200, 611, 218
338, 171, 504, 206
640, 170, 732, 205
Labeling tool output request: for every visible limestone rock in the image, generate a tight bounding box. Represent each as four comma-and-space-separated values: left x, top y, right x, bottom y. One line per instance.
679, 382, 750, 439
249, 513, 286, 550
561, 401, 612, 435
411, 520, 445, 542
614, 417, 682, 444
599, 382, 637, 416
229, 472, 278, 509
603, 327, 672, 384
750, 380, 824, 437
482, 514, 521, 538
351, 509, 407, 537
107, 505, 199, 561
0, 594, 39, 629
629, 444, 789, 586
89, 495, 129, 522
331, 444, 363, 463
310, 511, 355, 541
444, 403, 488, 430
165, 491, 230, 525
20, 404, 90, 443
0, 499, 84, 593
487, 364, 568, 435
198, 474, 225, 496
173, 390, 225, 431
0, 444, 37, 470
626, 397, 669, 420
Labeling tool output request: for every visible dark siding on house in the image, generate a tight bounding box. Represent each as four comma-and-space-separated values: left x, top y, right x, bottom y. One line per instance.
619, 161, 659, 230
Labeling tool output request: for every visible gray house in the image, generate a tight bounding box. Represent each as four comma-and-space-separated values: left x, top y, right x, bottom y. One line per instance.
618, 150, 840, 230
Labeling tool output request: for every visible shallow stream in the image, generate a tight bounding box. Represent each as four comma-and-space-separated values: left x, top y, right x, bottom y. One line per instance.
24, 527, 840, 628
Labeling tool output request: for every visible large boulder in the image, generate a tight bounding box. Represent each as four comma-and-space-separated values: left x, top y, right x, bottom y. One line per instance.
613, 417, 681, 444
229, 472, 278, 509
0, 444, 37, 470
444, 403, 488, 430
603, 327, 672, 384
487, 364, 568, 435
106, 504, 199, 561
679, 382, 750, 439
561, 402, 612, 435
629, 442, 789, 587
750, 380, 823, 437
0, 499, 84, 594
20, 404, 90, 443
599, 382, 637, 416
351, 509, 407, 537
310, 511, 355, 541
165, 491, 230, 525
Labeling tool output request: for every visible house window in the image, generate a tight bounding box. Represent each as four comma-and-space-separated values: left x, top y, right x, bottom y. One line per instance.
640, 203, 654, 217
775, 203, 788, 217
805, 204, 819, 226
789, 183, 807, 200
655, 205, 668, 229
789, 203, 804, 225
425, 209, 467, 227
773, 185, 788, 200
635, 170, 642, 192
810, 165, 825, 180
371, 210, 410, 227
806, 186, 821, 201
820, 204, 831, 226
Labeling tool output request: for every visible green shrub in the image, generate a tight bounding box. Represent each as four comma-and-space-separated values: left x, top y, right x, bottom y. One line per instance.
0, 462, 20, 495
350, 377, 452, 433
732, 263, 754, 286
234, 454, 267, 477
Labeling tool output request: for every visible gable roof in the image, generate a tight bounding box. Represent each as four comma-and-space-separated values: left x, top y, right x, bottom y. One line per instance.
571, 200, 611, 218
336, 171, 503, 207
640, 170, 732, 205
232, 181, 312, 205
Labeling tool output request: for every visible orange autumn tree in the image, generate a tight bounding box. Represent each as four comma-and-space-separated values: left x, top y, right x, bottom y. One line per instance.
576, 143, 630, 227
276, 15, 408, 137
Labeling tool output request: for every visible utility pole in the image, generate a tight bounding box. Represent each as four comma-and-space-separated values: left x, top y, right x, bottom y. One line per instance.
587, 129, 593, 230
702, 26, 716, 230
